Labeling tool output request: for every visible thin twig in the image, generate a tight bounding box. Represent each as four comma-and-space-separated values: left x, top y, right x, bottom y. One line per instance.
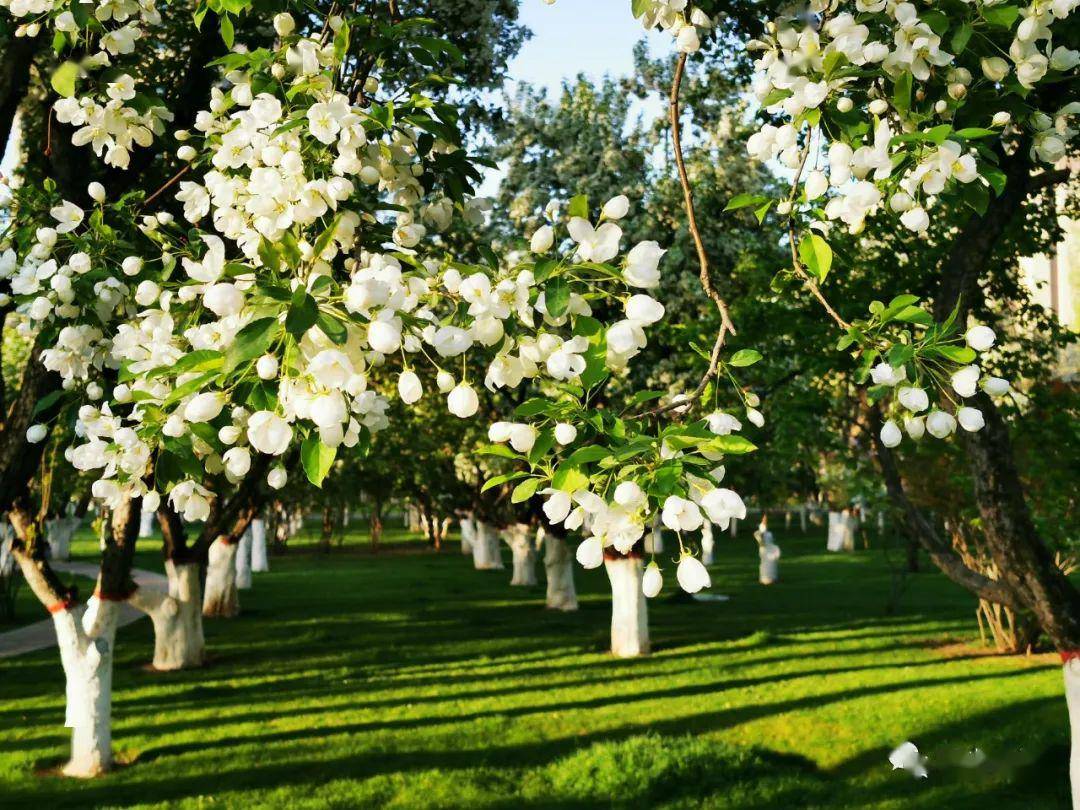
629, 54, 736, 420
669, 53, 736, 338
142, 164, 191, 209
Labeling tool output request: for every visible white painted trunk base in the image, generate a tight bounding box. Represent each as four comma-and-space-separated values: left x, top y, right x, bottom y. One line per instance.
138, 508, 155, 538
472, 523, 504, 570
701, 522, 715, 566
203, 538, 239, 618
505, 525, 537, 586
235, 528, 253, 590
128, 562, 205, 670
1065, 659, 1080, 809
47, 517, 79, 562
250, 519, 269, 572
543, 533, 577, 611
604, 556, 649, 658
54, 598, 118, 777
459, 517, 475, 555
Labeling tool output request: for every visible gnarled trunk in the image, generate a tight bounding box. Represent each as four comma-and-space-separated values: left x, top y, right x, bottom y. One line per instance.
543, 530, 577, 611
127, 562, 204, 670
202, 537, 239, 618
604, 552, 649, 658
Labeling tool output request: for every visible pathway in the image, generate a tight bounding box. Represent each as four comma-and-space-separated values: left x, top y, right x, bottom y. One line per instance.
0, 562, 167, 659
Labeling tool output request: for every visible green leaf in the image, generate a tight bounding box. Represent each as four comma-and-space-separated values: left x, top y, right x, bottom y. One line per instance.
893, 72, 912, 116
316, 312, 348, 345
567, 194, 589, 220
894, 306, 933, 326
333, 21, 351, 61
564, 445, 610, 466
551, 465, 590, 493
32, 390, 65, 418
225, 317, 279, 372
258, 239, 281, 273
285, 290, 319, 338
50, 62, 79, 98
511, 478, 540, 504
728, 349, 762, 368
515, 398, 556, 418
984, 5, 1020, 27
630, 0, 651, 18
219, 14, 234, 49
477, 444, 521, 459
481, 471, 528, 493
533, 258, 558, 283
954, 128, 997, 139
148, 349, 223, 379
545, 276, 570, 319
701, 435, 758, 455
301, 434, 337, 487
932, 345, 977, 364
724, 193, 768, 212
798, 233, 833, 282
921, 10, 949, 35
951, 23, 973, 53
961, 181, 990, 216
984, 168, 1007, 197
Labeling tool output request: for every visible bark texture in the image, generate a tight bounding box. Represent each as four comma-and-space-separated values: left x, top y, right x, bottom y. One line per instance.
127, 562, 205, 670
202, 537, 239, 618
505, 524, 537, 586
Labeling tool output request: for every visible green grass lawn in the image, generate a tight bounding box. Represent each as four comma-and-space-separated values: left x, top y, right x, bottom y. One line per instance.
0, 524, 1069, 809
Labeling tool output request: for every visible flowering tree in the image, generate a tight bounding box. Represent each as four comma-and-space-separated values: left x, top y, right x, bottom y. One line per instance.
0, 0, 1077, 798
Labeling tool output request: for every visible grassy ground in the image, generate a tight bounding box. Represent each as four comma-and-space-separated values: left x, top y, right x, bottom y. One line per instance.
0, 523, 1069, 809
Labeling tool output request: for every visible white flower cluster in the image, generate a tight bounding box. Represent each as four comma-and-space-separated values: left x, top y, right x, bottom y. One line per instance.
632, 0, 714, 53
1, 0, 172, 166
8, 17, 674, 515
747, 1, 1078, 235
875, 325, 1012, 447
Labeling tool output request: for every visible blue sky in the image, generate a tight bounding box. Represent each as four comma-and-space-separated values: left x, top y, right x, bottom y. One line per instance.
506, 0, 669, 96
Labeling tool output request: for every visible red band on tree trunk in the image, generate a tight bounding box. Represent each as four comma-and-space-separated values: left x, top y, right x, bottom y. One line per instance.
1060, 652, 1080, 664
46, 600, 71, 614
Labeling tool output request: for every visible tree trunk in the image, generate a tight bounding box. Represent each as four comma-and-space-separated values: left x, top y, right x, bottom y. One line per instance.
505, 524, 537, 586
53, 599, 119, 777
235, 526, 253, 589
369, 498, 383, 550
604, 549, 649, 658
250, 518, 269, 572
126, 562, 204, 670
320, 506, 333, 552
202, 537, 239, 618
543, 530, 577, 611
472, 522, 504, 570
700, 522, 715, 566
459, 514, 474, 555
46, 516, 79, 562
138, 507, 155, 538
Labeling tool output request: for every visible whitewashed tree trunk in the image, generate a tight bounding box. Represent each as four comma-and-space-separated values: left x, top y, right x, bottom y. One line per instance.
800, 506, 808, 533
604, 556, 649, 658
127, 562, 205, 670
250, 518, 269, 572
729, 517, 738, 538
472, 522, 503, 570
543, 532, 577, 611
1064, 660, 1080, 808
203, 537, 239, 617
459, 515, 475, 555
700, 522, 715, 566
235, 527, 253, 590
827, 511, 842, 551
47, 517, 79, 562
54, 598, 119, 777
759, 542, 781, 584
645, 515, 664, 554
505, 524, 537, 586
138, 507, 154, 538
877, 510, 885, 535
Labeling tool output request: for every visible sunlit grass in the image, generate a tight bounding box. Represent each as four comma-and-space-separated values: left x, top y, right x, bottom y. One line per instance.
0, 525, 1068, 808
